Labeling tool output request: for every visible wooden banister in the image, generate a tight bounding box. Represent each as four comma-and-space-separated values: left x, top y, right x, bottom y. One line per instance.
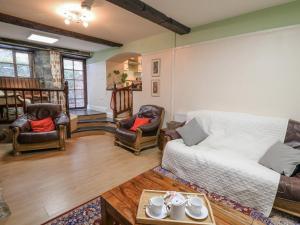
110, 84, 133, 119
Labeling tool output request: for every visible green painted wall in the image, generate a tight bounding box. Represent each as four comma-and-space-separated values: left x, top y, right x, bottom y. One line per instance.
177, 0, 300, 46
88, 0, 300, 64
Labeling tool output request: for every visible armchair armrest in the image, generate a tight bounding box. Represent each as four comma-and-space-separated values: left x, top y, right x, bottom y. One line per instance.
118, 115, 137, 129
9, 115, 30, 132
138, 118, 160, 133
54, 112, 70, 127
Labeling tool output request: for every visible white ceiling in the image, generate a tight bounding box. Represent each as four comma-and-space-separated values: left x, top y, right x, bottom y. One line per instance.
0, 0, 293, 52
0, 0, 165, 51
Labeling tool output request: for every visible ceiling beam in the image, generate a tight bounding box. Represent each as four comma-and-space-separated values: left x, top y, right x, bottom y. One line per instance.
106, 0, 191, 35
0, 12, 123, 47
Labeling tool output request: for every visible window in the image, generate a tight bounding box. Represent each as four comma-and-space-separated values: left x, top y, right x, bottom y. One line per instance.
0, 48, 32, 77
63, 58, 86, 108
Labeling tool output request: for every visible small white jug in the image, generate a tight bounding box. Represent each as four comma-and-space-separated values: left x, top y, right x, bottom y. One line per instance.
167, 195, 186, 220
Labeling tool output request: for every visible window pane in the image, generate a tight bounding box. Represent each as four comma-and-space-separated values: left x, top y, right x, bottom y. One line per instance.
75, 90, 84, 98
68, 80, 74, 89
0, 63, 14, 77
74, 61, 83, 70
63, 59, 73, 69
75, 80, 84, 89
64, 70, 74, 79
0, 49, 13, 63
17, 65, 30, 77
69, 98, 75, 108
16, 52, 29, 65
74, 70, 83, 80
76, 98, 84, 107
68, 90, 75, 99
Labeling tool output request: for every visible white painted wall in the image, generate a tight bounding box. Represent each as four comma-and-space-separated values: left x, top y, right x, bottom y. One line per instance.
174, 25, 300, 120
87, 25, 300, 122
87, 61, 112, 114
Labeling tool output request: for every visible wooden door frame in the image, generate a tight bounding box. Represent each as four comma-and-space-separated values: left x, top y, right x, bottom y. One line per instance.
61, 56, 88, 109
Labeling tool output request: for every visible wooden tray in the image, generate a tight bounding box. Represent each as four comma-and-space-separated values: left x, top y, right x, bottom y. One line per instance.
136, 189, 216, 225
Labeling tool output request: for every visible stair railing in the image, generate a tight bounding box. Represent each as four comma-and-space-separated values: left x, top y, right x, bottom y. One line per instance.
110, 84, 133, 120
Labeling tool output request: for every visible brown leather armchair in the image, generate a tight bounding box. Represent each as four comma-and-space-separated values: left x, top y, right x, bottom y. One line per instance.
10, 103, 69, 155
115, 105, 165, 155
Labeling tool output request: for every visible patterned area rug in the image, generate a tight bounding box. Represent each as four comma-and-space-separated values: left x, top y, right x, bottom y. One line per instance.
43, 166, 300, 225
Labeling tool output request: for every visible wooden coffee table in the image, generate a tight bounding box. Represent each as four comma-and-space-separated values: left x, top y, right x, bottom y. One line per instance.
101, 170, 264, 225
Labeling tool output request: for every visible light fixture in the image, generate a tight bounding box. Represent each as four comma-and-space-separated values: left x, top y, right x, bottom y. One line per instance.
83, 21, 89, 28
64, 19, 70, 25
27, 34, 59, 44
57, 2, 94, 28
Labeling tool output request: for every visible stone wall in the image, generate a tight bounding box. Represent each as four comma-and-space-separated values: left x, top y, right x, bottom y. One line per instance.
34, 50, 54, 88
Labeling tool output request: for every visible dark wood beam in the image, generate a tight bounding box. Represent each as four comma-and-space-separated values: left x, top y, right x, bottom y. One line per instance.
0, 12, 123, 47
106, 0, 191, 35
0, 37, 92, 58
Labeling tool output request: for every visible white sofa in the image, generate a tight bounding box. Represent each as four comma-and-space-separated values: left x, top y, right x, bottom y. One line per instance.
162, 110, 288, 216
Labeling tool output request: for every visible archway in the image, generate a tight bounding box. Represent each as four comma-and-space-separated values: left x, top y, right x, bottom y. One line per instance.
106, 52, 142, 91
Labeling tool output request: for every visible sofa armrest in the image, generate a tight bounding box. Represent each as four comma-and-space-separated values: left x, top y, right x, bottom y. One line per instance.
277, 173, 300, 201
54, 112, 70, 127
165, 129, 182, 140
9, 115, 30, 132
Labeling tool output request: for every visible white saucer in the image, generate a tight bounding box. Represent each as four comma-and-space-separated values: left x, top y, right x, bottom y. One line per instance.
145, 205, 168, 219
185, 206, 208, 220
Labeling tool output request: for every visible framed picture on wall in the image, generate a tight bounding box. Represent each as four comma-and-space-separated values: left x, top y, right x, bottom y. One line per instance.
151, 79, 160, 97
151, 59, 160, 77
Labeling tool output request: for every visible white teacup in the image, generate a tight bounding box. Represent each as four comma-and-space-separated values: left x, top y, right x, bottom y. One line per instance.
187, 197, 203, 216
148, 196, 164, 216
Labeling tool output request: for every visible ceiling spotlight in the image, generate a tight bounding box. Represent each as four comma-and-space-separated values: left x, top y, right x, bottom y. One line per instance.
64, 19, 70, 25
83, 21, 89, 28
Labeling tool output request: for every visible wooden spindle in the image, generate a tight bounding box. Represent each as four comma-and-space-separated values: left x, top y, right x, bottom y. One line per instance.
22, 90, 26, 113
40, 91, 43, 103
48, 91, 51, 103
119, 91, 121, 112
56, 91, 59, 104
5, 90, 9, 120
123, 91, 125, 111
64, 80, 71, 138
14, 90, 17, 119
31, 90, 34, 104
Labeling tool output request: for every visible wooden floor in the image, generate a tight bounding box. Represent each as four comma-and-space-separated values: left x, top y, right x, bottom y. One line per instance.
0, 135, 161, 225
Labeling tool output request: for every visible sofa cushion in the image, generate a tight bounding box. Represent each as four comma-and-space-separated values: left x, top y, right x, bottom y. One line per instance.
26, 103, 61, 120
17, 131, 59, 144
115, 128, 137, 143
176, 118, 208, 146
259, 141, 300, 176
